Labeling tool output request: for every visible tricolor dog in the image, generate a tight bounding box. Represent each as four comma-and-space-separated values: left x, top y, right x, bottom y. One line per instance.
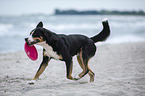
25, 18, 110, 84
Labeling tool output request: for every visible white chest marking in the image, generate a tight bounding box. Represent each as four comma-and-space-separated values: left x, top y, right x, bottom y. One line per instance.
38, 42, 61, 60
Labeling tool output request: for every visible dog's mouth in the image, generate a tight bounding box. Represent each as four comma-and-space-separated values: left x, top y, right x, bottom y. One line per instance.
25, 38, 40, 46
28, 40, 40, 46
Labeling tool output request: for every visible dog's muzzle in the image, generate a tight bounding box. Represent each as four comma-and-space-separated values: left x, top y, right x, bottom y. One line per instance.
25, 38, 39, 46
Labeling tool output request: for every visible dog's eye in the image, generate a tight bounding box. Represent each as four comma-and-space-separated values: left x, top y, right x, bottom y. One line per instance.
30, 29, 35, 35
33, 33, 36, 36
30, 32, 32, 35
32, 33, 38, 37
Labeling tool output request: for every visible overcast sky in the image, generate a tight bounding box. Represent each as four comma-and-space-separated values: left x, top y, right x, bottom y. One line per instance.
0, 0, 145, 16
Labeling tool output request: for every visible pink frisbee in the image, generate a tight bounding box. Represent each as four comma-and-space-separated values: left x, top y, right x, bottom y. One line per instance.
24, 42, 38, 61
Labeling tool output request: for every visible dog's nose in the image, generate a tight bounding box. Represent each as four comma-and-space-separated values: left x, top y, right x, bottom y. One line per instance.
25, 38, 28, 42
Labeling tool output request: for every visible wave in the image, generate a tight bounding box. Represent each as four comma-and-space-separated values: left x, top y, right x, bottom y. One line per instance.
0, 22, 101, 36
26, 22, 101, 30
0, 15, 145, 53
106, 35, 145, 44
0, 23, 13, 33
111, 21, 145, 28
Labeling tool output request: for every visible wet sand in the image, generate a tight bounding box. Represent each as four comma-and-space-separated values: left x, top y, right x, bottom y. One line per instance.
0, 42, 145, 96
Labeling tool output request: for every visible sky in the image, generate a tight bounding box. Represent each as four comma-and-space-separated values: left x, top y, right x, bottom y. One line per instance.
0, 0, 145, 16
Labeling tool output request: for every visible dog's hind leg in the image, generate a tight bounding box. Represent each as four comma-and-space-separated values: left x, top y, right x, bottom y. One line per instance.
88, 66, 95, 82
76, 49, 95, 82
75, 49, 89, 80
77, 55, 84, 77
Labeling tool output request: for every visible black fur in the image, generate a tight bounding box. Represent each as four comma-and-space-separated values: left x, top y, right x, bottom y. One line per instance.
90, 20, 110, 42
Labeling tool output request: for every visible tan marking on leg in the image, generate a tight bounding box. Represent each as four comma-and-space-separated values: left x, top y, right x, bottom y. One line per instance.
79, 49, 86, 78
77, 55, 84, 69
86, 58, 95, 82
79, 49, 85, 71
77, 50, 85, 78
43, 51, 48, 56
77, 49, 88, 78
33, 64, 48, 80
88, 66, 95, 82
77, 50, 95, 82
66, 61, 74, 80
77, 56, 86, 79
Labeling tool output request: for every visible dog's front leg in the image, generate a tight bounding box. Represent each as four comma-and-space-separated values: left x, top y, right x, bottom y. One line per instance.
28, 56, 50, 84
33, 56, 50, 80
65, 59, 74, 80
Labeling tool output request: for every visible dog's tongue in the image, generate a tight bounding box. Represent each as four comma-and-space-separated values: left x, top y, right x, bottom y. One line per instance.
24, 42, 38, 61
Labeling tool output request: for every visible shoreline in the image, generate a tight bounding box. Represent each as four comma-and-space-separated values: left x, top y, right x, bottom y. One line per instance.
0, 41, 145, 54
0, 42, 145, 96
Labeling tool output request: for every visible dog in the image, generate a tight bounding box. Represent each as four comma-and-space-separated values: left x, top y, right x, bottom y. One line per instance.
25, 18, 110, 84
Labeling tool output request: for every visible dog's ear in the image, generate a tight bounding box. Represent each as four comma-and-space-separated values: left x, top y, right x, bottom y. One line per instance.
36, 21, 43, 28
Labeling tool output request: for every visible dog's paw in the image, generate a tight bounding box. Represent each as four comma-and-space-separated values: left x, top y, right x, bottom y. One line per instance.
74, 75, 80, 81
27, 80, 36, 85
74, 78, 80, 81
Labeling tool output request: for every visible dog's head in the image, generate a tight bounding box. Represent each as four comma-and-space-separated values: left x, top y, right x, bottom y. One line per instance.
25, 21, 52, 46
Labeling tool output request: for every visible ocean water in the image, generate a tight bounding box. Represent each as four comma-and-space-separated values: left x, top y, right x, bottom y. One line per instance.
0, 15, 145, 53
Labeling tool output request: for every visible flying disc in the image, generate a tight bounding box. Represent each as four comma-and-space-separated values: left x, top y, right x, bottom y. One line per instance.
24, 42, 38, 61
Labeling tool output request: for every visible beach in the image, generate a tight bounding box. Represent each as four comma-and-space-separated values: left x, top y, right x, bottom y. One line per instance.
0, 42, 145, 96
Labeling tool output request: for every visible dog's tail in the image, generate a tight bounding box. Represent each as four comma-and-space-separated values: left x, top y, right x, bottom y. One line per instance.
90, 18, 110, 43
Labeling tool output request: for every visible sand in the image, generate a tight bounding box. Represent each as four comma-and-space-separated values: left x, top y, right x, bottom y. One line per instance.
0, 42, 145, 96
